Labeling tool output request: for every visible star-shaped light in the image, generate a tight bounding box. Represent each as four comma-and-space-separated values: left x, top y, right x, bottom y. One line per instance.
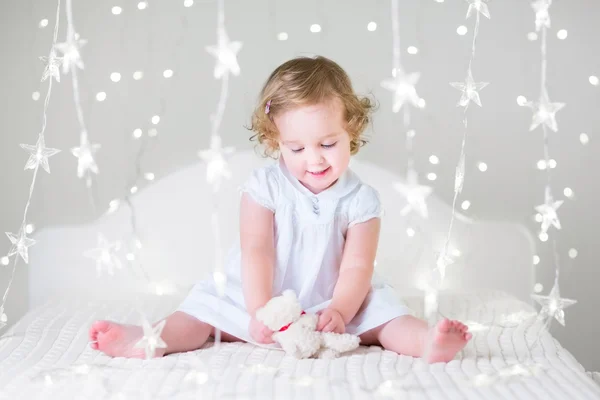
39, 48, 63, 82
5, 226, 36, 264
534, 186, 563, 234
380, 67, 421, 113
527, 87, 565, 132
466, 0, 491, 19
434, 249, 455, 282
393, 168, 433, 219
20, 134, 61, 174
134, 318, 167, 359
450, 69, 489, 108
205, 27, 242, 79
55, 31, 87, 74
198, 135, 235, 192
71, 131, 100, 188
84, 233, 122, 276
531, 0, 552, 31
531, 281, 576, 326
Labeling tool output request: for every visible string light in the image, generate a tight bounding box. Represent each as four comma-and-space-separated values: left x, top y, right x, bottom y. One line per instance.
277, 32, 288, 41
184, 0, 194, 7
461, 200, 471, 210
517, 95, 527, 105
579, 133, 589, 145
427, 172, 437, 181
110, 72, 121, 82
111, 6, 122, 15
429, 155, 439, 164
590, 76, 599, 86
568, 248, 578, 259
32, 91, 41, 101
527, 32, 538, 41
95, 92, 106, 101
39, 19, 49, 28
533, 255, 540, 265
556, 29, 567, 39
137, 1, 148, 10
163, 69, 174, 78
407, 46, 418, 54
1, 0, 63, 331
133, 71, 143, 80
310, 24, 322, 33
477, 161, 487, 172
367, 22, 377, 31
457, 25, 468, 35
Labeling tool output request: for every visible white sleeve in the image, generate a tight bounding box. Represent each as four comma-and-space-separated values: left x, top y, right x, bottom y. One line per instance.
239, 167, 279, 212
348, 185, 383, 227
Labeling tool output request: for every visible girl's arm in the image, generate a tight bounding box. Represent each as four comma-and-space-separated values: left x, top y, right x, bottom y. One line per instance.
239, 193, 276, 317
330, 217, 381, 325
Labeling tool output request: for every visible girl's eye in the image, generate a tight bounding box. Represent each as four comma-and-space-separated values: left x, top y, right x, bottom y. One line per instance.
291, 148, 304, 153
322, 142, 337, 149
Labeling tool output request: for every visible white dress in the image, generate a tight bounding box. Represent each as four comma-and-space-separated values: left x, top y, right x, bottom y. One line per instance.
177, 157, 413, 346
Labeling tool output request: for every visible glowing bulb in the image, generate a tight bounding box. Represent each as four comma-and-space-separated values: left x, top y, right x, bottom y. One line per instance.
563, 187, 573, 198
148, 128, 158, 137
457, 25, 468, 36
429, 155, 439, 165
427, 172, 437, 181
535, 213, 543, 223
310, 24, 321, 33
130, 186, 138, 194
39, 19, 49, 28
32, 91, 40, 101
133, 71, 144, 80
557, 29, 567, 40
25, 224, 35, 234
133, 128, 143, 139
537, 160, 547, 170
548, 159, 557, 169
184, 0, 194, 6
406, 227, 415, 237
1, 257, 9, 266
580, 133, 589, 145
151, 115, 160, 125
527, 32, 538, 41
110, 72, 121, 82
539, 232, 548, 242
533, 255, 540, 265
534, 283, 543, 293
137, 1, 148, 10
144, 172, 155, 181
568, 248, 578, 259
435, 0, 444, 2
277, 32, 288, 41
367, 22, 377, 31
517, 95, 527, 106
417, 98, 426, 108
111, 6, 122, 15
407, 46, 418, 54
126, 253, 135, 261
163, 69, 173, 78
590, 76, 599, 86
96, 92, 107, 102
461, 200, 471, 210
477, 162, 488, 172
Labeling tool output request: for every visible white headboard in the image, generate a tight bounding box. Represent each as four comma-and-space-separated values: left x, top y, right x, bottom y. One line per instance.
28, 150, 535, 310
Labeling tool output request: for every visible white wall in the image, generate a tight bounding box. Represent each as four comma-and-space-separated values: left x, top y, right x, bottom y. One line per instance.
1, 0, 598, 370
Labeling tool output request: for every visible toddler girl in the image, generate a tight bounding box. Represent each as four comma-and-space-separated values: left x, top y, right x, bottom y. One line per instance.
89, 56, 471, 362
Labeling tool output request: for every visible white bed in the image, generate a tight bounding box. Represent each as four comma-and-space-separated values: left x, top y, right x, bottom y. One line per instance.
1, 150, 598, 399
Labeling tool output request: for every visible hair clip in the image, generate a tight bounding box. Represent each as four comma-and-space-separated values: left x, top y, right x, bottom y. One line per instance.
265, 100, 272, 114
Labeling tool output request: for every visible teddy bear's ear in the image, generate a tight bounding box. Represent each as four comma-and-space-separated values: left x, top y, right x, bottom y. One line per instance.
282, 290, 297, 300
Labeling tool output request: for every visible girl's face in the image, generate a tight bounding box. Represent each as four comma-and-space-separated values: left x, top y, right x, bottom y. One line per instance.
274, 97, 351, 194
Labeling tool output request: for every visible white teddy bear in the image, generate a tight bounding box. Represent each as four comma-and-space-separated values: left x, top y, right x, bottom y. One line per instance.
255, 290, 361, 359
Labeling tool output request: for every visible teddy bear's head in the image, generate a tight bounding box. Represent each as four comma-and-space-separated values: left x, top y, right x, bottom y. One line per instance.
255, 290, 303, 331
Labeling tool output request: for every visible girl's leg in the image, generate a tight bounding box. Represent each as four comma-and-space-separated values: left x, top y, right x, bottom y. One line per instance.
90, 311, 240, 358
359, 315, 471, 363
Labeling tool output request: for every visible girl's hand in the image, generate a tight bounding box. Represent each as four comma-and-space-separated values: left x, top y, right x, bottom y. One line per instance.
249, 317, 275, 344
317, 308, 346, 334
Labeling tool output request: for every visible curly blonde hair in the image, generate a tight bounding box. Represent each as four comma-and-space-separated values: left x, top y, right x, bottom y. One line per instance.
248, 56, 375, 158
